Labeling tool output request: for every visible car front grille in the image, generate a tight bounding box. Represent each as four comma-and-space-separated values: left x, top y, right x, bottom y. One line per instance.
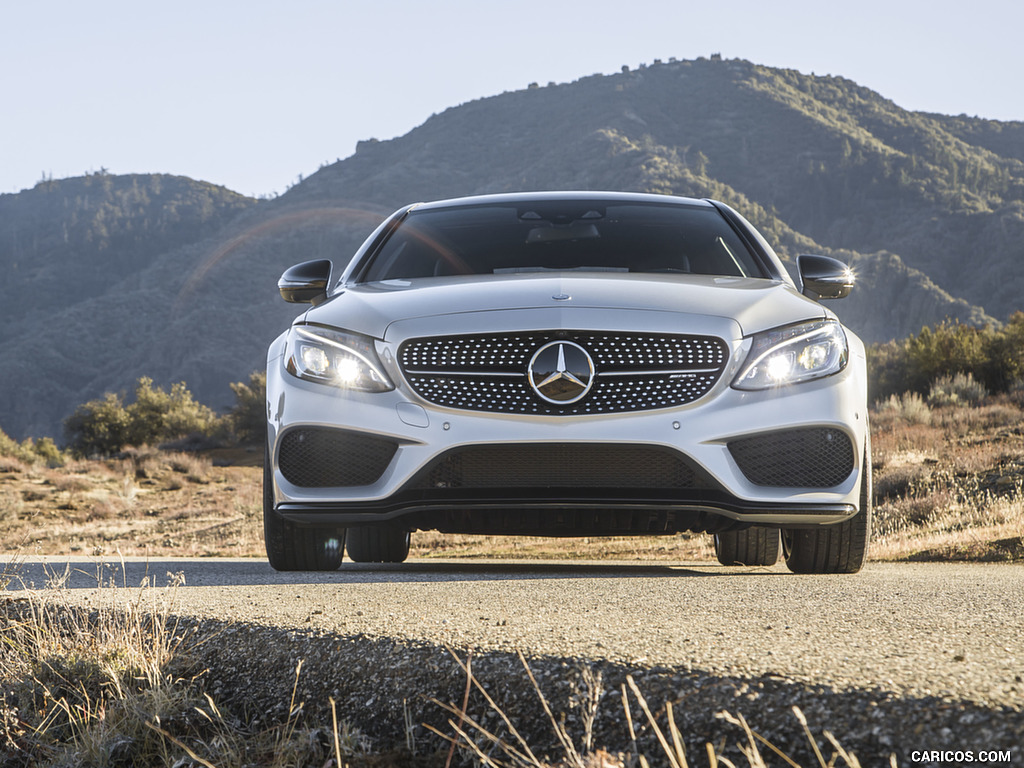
728, 428, 855, 488
278, 428, 397, 487
399, 331, 728, 414
413, 444, 705, 490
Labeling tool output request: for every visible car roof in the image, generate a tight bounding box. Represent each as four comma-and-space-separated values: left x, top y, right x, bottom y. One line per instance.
406, 191, 715, 212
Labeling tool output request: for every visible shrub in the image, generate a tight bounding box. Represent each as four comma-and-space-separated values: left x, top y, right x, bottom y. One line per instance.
928, 372, 988, 408
64, 392, 131, 457
868, 312, 1024, 401
62, 372, 268, 457
985, 312, 1024, 392
31, 437, 65, 467
226, 371, 266, 445
0, 428, 29, 462
877, 391, 933, 425
124, 377, 217, 448
64, 379, 216, 457
0, 428, 65, 467
1, 429, 39, 465
1009, 379, 1024, 408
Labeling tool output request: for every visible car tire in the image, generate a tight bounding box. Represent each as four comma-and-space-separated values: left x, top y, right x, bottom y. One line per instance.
263, 441, 345, 571
714, 527, 781, 566
784, 437, 872, 575
346, 526, 411, 563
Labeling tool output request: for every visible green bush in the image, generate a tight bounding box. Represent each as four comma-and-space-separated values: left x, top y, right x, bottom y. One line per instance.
0, 428, 34, 464
29, 437, 65, 467
0, 428, 66, 467
64, 379, 216, 457
62, 373, 266, 457
868, 312, 1024, 401
123, 377, 217, 449
64, 392, 132, 457
226, 371, 266, 445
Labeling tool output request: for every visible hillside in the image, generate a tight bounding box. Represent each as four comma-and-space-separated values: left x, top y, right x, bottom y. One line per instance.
0, 173, 255, 331
291, 57, 1024, 319
1, 56, 1021, 441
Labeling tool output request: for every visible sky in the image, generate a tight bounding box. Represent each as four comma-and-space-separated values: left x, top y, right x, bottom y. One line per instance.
4, 0, 1023, 199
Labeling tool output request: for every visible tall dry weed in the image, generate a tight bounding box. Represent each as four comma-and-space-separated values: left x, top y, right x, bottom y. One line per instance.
0, 559, 371, 766
875, 392, 932, 426
167, 451, 212, 483
0, 563, 193, 761
928, 372, 987, 408
431, 648, 872, 768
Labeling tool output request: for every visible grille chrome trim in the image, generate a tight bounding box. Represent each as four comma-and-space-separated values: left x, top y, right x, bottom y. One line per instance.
399, 330, 729, 414
599, 368, 722, 377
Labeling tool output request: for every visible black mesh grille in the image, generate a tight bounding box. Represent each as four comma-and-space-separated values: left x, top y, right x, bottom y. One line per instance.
399, 331, 728, 414
278, 428, 397, 488
415, 444, 702, 490
728, 428, 855, 488
401, 332, 726, 370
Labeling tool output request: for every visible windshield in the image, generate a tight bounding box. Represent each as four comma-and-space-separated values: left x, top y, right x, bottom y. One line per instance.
356, 202, 767, 283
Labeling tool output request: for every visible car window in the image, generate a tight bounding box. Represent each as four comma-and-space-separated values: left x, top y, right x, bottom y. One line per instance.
357, 202, 767, 283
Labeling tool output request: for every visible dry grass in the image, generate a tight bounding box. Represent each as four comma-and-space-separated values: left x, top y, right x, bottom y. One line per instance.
0, 561, 371, 767
870, 398, 1024, 562
0, 562, 187, 762
0, 448, 265, 559
430, 648, 874, 768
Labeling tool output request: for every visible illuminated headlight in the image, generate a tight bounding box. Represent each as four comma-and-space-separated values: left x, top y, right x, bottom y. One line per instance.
733, 319, 848, 390
285, 325, 393, 392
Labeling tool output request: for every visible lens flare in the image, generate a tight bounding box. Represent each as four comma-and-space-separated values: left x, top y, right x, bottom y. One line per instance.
334, 356, 362, 385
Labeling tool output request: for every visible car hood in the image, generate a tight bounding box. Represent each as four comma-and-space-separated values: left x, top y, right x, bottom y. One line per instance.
302, 273, 828, 339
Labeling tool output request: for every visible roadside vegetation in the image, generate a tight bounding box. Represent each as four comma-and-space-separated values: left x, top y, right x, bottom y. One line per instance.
0, 566, 373, 767
871, 386, 1024, 561
868, 312, 1024, 401
61, 372, 266, 460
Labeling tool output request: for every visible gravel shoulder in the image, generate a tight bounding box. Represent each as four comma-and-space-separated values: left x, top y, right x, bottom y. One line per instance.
6, 557, 1023, 764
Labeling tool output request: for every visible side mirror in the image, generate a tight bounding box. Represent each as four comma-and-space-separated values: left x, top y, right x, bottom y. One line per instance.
797, 254, 854, 300
278, 259, 333, 304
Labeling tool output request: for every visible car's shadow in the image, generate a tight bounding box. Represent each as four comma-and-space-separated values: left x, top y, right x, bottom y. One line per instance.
1, 557, 787, 590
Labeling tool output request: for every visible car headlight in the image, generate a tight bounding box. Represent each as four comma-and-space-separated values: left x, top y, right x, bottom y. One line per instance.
285, 325, 393, 392
733, 319, 848, 390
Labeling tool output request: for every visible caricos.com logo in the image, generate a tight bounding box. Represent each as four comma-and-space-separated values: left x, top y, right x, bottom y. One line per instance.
910, 749, 1013, 764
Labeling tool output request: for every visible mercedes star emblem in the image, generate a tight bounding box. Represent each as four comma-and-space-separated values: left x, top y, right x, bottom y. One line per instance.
527, 341, 596, 404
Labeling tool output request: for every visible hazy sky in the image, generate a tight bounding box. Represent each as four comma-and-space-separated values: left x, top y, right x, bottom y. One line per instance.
4, 0, 1022, 198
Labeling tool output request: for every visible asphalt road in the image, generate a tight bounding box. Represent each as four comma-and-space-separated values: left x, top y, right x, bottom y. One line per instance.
6, 556, 1022, 709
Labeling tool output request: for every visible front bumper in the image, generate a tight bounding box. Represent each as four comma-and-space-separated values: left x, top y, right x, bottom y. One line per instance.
266, 325, 868, 533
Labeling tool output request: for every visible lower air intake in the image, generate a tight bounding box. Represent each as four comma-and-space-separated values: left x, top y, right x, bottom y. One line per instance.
728, 428, 855, 488
415, 444, 701, 489
278, 428, 397, 488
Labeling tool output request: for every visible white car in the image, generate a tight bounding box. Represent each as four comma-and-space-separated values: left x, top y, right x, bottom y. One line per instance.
264, 192, 870, 573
